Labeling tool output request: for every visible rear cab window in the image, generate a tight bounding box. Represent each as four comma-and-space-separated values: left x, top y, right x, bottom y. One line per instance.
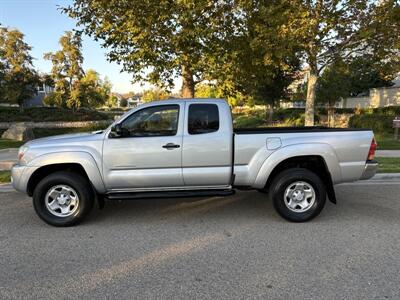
188, 104, 219, 135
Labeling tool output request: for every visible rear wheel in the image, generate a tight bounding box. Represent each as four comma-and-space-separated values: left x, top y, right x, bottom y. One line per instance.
33, 171, 94, 227
269, 168, 326, 222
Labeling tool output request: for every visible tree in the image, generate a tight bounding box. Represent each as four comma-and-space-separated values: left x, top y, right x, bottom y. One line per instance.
257, 0, 400, 125
213, 1, 300, 119
64, 0, 235, 98
141, 88, 170, 103
317, 56, 395, 107
44, 31, 84, 107
68, 69, 110, 109
0, 27, 39, 110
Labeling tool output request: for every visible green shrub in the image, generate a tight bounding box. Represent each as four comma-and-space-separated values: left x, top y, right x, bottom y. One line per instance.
33, 124, 109, 138
0, 107, 111, 122
234, 115, 265, 128
349, 114, 393, 133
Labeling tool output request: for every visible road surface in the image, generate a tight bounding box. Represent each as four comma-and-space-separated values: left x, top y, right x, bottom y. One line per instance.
0, 181, 399, 299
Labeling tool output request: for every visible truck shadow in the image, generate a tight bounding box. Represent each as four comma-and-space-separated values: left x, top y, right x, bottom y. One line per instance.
87, 185, 400, 225
88, 190, 282, 225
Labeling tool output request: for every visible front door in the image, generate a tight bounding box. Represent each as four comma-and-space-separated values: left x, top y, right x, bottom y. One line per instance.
102, 104, 184, 190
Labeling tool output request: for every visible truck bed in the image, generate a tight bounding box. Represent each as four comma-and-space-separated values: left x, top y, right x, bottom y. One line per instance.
233, 127, 374, 187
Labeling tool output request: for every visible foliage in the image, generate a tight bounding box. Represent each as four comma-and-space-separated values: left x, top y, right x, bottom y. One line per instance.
0, 139, 24, 150
349, 114, 394, 134
234, 115, 265, 128
0, 106, 110, 122
106, 94, 118, 108
33, 124, 108, 138
0, 27, 39, 108
44, 32, 111, 109
67, 69, 111, 109
219, 1, 300, 113
316, 57, 394, 107
0, 170, 11, 183
374, 133, 400, 151
376, 157, 400, 173
141, 88, 170, 103
64, 0, 235, 98
261, 0, 400, 125
119, 98, 128, 108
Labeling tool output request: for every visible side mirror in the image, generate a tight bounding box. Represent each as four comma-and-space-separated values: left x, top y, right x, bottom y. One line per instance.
110, 124, 123, 137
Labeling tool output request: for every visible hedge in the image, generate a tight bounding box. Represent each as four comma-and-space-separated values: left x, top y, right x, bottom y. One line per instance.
0, 107, 111, 122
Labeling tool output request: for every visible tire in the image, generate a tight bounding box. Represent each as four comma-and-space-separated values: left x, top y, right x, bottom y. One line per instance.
33, 171, 94, 227
269, 168, 326, 222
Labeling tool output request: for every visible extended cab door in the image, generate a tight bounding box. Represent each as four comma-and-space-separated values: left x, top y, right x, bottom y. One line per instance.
182, 101, 233, 186
102, 103, 184, 190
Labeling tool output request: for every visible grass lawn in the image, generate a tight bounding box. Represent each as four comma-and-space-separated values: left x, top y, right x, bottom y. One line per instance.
0, 170, 11, 183
376, 157, 400, 173
0, 139, 24, 150
375, 133, 400, 150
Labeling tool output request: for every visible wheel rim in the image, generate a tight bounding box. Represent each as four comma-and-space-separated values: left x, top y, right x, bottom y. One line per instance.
44, 185, 80, 217
283, 181, 316, 213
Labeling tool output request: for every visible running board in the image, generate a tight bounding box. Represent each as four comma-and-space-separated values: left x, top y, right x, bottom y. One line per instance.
105, 189, 235, 200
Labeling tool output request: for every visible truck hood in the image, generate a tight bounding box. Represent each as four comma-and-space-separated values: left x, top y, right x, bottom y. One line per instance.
26, 131, 104, 147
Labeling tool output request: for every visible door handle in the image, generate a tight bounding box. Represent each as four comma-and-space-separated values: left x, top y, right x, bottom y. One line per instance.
162, 143, 180, 149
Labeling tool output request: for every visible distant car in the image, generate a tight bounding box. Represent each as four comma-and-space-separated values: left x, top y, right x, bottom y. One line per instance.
12, 99, 378, 226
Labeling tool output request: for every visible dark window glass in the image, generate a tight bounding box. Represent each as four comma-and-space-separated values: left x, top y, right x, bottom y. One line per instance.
121, 105, 179, 137
188, 104, 219, 135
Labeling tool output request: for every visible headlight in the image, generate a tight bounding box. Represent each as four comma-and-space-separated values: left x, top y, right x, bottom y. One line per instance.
18, 145, 29, 161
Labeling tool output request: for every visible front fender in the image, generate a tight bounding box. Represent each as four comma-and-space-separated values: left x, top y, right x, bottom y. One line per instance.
28, 151, 106, 194
253, 143, 342, 189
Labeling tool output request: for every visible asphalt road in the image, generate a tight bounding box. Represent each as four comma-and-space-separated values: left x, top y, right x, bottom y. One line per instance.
0, 181, 399, 300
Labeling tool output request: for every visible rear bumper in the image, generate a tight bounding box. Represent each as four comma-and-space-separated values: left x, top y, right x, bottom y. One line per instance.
360, 160, 378, 180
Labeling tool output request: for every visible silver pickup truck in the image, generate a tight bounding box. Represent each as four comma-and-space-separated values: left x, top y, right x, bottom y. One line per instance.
12, 99, 378, 226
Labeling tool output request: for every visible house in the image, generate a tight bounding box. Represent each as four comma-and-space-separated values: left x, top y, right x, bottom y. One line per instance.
127, 95, 142, 107
24, 81, 54, 107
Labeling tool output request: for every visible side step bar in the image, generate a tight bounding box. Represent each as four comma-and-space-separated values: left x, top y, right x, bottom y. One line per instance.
106, 189, 235, 200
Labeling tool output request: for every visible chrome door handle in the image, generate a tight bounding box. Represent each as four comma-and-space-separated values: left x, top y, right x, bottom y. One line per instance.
162, 143, 180, 149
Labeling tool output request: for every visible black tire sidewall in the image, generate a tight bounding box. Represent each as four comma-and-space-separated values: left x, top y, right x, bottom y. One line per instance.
33, 171, 94, 227
270, 168, 326, 222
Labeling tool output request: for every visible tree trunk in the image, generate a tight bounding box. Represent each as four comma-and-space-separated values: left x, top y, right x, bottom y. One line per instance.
305, 72, 318, 126
181, 65, 195, 98
266, 103, 274, 123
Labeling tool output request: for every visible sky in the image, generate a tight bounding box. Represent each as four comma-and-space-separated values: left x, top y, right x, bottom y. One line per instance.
0, 0, 169, 93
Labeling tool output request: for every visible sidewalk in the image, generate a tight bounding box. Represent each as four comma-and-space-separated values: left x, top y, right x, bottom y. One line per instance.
0, 148, 18, 170
375, 150, 400, 158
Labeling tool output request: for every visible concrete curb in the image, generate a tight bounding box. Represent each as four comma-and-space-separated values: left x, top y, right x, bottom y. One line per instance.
369, 173, 400, 180
0, 161, 15, 170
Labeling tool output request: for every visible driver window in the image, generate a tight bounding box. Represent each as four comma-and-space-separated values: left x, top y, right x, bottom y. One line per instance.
121, 105, 179, 137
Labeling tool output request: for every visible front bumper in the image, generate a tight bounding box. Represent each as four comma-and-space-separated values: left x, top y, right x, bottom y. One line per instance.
11, 164, 39, 194
360, 160, 378, 180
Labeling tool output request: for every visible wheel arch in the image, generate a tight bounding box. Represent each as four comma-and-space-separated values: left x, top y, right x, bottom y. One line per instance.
254, 144, 341, 203
26, 152, 105, 196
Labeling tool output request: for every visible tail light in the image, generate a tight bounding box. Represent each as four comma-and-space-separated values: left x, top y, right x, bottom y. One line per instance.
367, 137, 377, 161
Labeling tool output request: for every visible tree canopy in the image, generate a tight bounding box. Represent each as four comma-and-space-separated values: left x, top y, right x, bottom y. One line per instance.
64, 0, 236, 98
0, 27, 39, 109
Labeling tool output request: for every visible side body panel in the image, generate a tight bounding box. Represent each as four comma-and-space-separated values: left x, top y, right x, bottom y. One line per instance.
234, 130, 373, 188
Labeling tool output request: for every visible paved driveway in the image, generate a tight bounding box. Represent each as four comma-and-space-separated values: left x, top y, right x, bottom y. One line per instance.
0, 181, 399, 299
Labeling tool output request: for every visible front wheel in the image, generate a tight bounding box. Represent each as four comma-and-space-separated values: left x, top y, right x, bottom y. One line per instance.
269, 168, 326, 222
33, 171, 94, 227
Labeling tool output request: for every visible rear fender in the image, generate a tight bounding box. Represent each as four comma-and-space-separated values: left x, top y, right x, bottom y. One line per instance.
253, 143, 342, 189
